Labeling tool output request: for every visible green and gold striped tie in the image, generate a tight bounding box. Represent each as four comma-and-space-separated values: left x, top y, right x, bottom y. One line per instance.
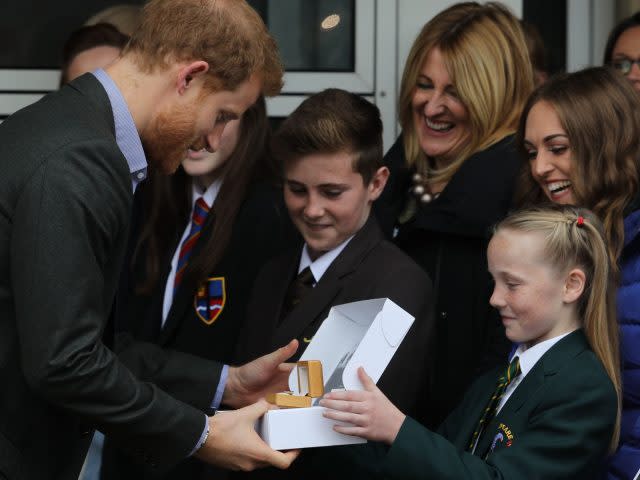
467, 356, 521, 453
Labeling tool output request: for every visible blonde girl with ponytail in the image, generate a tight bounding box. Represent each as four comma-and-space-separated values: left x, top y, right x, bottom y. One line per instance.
320, 204, 619, 479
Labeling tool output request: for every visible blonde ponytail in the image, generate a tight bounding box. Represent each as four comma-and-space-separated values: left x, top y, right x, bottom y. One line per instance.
496, 205, 621, 451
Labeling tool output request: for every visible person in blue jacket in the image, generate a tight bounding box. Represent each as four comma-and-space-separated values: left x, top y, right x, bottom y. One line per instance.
514, 66, 640, 480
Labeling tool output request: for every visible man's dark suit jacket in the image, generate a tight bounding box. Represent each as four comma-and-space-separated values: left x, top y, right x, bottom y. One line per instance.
0, 74, 220, 479
235, 214, 435, 479
373, 330, 617, 479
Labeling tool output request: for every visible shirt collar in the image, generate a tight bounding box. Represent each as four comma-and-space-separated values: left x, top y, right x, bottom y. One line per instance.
512, 330, 574, 376
191, 177, 223, 209
91, 69, 148, 187
298, 236, 354, 283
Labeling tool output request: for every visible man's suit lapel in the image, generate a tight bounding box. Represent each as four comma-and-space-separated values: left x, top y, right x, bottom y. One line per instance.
476, 329, 590, 456
158, 212, 216, 344
271, 216, 383, 348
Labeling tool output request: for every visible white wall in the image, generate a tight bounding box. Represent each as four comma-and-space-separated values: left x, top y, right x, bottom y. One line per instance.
567, 0, 615, 70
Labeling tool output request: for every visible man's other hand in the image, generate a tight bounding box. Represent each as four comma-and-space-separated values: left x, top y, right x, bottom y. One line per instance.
223, 339, 298, 408
195, 400, 300, 471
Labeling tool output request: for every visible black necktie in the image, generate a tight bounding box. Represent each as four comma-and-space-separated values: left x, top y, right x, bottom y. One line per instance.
280, 266, 315, 322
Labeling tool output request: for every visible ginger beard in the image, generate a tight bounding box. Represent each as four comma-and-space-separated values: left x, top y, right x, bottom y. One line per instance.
142, 100, 200, 175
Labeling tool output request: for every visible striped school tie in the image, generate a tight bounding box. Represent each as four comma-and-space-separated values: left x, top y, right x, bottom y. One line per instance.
173, 197, 209, 294
467, 356, 521, 453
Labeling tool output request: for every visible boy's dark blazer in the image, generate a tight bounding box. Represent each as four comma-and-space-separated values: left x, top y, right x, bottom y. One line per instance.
0, 74, 220, 479
234, 214, 435, 480
376, 329, 617, 479
102, 181, 297, 480
237, 214, 436, 421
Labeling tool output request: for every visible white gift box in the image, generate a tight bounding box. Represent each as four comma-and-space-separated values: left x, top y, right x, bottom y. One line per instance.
257, 298, 414, 450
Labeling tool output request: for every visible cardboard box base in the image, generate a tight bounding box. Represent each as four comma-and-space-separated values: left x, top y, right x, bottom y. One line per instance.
258, 407, 366, 450
257, 299, 413, 450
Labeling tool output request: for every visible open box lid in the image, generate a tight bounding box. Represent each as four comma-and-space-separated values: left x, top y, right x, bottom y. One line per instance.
288, 298, 414, 399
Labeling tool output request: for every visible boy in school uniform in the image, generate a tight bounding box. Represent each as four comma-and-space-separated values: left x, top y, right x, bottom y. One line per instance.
236, 89, 435, 460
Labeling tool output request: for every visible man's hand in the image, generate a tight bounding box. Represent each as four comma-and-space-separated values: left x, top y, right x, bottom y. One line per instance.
194, 400, 300, 471
223, 339, 298, 408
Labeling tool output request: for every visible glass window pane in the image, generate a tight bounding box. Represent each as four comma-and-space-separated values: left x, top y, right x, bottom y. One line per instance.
0, 0, 356, 72
249, 0, 355, 72
0, 1, 145, 69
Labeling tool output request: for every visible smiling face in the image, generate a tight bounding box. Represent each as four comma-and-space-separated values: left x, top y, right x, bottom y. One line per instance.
143, 74, 260, 174
284, 151, 388, 260
181, 116, 241, 189
611, 25, 640, 92
411, 47, 471, 167
524, 101, 575, 204
488, 229, 581, 347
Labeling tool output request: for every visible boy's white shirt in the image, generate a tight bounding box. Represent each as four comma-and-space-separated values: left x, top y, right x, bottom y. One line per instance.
161, 178, 223, 325
298, 236, 355, 284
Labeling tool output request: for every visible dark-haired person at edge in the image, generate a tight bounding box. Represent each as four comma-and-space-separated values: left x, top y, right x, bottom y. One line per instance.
604, 11, 640, 93
0, 0, 301, 478
374, 1, 534, 431
60, 23, 129, 87
100, 97, 297, 480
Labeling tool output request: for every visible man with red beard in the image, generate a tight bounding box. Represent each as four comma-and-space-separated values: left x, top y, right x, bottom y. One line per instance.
0, 1, 299, 479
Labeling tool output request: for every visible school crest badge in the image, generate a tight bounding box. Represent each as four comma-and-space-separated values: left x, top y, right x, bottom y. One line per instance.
490, 422, 515, 454
490, 432, 504, 453
194, 277, 226, 325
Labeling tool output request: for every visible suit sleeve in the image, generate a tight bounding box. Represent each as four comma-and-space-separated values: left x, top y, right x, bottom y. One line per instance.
111, 182, 225, 413
115, 333, 224, 413
10, 141, 205, 469
380, 363, 617, 479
